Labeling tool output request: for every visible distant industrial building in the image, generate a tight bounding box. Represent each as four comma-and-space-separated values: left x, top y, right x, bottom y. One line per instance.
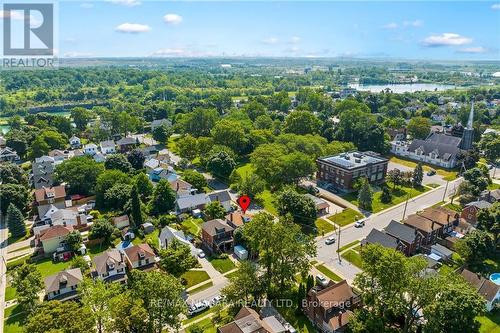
316, 151, 388, 190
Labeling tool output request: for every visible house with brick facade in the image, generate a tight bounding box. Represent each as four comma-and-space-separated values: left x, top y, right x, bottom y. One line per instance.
201, 219, 235, 254
403, 214, 442, 247
461, 201, 493, 225
34, 185, 67, 217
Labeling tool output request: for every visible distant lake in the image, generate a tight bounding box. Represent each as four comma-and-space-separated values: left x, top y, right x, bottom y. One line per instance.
349, 83, 456, 93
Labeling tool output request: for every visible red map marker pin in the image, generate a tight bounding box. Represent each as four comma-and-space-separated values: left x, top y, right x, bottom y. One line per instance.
237, 195, 251, 214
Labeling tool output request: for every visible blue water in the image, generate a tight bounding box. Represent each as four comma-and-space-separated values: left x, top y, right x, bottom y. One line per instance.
490, 273, 500, 285
116, 241, 132, 251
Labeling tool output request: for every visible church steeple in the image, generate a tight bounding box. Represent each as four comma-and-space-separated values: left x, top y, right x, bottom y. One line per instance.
460, 100, 474, 150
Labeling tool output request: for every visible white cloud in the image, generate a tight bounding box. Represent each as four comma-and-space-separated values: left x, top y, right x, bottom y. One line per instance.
163, 13, 183, 25
403, 20, 423, 27
262, 37, 279, 45
290, 36, 301, 44
115, 23, 151, 33
80, 3, 94, 9
457, 46, 488, 54
64, 51, 93, 58
383, 22, 399, 29
491, 3, 500, 9
422, 33, 472, 47
108, 0, 141, 7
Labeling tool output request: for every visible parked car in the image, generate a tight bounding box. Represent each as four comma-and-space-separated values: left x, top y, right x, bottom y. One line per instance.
354, 218, 366, 228
197, 250, 206, 258
315, 274, 329, 287
427, 169, 436, 176
188, 300, 210, 316
210, 295, 223, 306
325, 237, 336, 245
324, 184, 339, 194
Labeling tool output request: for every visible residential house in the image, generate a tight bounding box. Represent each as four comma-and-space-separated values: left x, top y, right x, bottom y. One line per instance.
169, 178, 193, 197
461, 269, 500, 312
361, 229, 404, 253
384, 220, 423, 256
403, 214, 441, 247
461, 201, 493, 225
316, 151, 388, 191
43, 207, 89, 230
417, 206, 457, 237
305, 194, 330, 215
159, 226, 195, 255
149, 166, 177, 182
176, 193, 209, 214
38, 225, 73, 255
218, 306, 288, 333
208, 190, 233, 212
69, 136, 81, 149
83, 143, 98, 156
45, 268, 83, 301
116, 136, 137, 152
34, 185, 67, 217
0, 147, 20, 162
124, 243, 157, 271
387, 128, 407, 141
430, 244, 453, 261
99, 140, 116, 155
480, 189, 500, 203
201, 219, 235, 254
91, 249, 128, 284
225, 211, 252, 229
93, 152, 106, 163
112, 215, 130, 230
32, 156, 55, 189
150, 118, 172, 130
303, 280, 359, 333
48, 149, 71, 164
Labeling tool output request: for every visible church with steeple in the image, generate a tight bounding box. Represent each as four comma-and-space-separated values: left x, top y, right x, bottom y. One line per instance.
390, 101, 475, 169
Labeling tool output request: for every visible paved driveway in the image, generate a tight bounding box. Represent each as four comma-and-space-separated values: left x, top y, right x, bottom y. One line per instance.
388, 161, 447, 186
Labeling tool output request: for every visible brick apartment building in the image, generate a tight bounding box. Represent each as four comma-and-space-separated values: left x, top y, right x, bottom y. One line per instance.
316, 151, 388, 191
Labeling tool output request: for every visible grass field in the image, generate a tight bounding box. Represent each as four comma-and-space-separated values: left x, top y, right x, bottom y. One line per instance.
341, 250, 363, 268
316, 264, 342, 282
33, 258, 71, 279
3, 304, 26, 333
180, 217, 204, 237
209, 257, 236, 274
342, 183, 429, 213
5, 286, 16, 302
328, 208, 364, 227
257, 190, 278, 215
275, 302, 316, 333
389, 156, 458, 181
181, 270, 211, 288
189, 281, 214, 294
478, 310, 500, 333
315, 218, 336, 235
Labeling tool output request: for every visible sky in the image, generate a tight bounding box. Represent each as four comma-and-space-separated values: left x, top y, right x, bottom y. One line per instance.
3, 1, 500, 60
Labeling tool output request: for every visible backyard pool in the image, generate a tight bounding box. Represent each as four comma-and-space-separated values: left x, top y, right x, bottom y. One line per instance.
490, 273, 500, 285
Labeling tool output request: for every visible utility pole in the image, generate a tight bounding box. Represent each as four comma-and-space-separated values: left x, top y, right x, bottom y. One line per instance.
402, 192, 410, 220
442, 180, 449, 202
337, 226, 342, 264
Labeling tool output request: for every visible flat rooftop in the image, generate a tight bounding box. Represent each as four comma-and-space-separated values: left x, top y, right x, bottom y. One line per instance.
318, 151, 387, 170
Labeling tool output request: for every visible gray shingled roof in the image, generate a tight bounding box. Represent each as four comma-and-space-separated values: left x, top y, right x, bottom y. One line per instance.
407, 139, 460, 161
384, 220, 418, 244
208, 190, 231, 203
362, 229, 399, 250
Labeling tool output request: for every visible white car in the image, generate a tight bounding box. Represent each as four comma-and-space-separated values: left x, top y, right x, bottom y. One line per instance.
197, 250, 206, 258
315, 274, 329, 287
188, 300, 210, 316
354, 219, 366, 228
325, 237, 336, 245
210, 295, 223, 306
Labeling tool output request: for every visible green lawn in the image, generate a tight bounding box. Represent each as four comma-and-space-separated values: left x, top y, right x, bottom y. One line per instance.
189, 281, 214, 294
235, 163, 255, 181
328, 208, 364, 227
182, 270, 211, 288
180, 218, 204, 237
315, 264, 342, 282
4, 304, 27, 333
389, 156, 458, 181
478, 310, 500, 333
132, 229, 160, 249
314, 218, 336, 235
444, 202, 462, 212
167, 136, 180, 154
87, 242, 112, 258
33, 258, 71, 279
342, 183, 429, 213
337, 240, 360, 253
341, 250, 363, 268
257, 190, 278, 215
275, 302, 315, 333
209, 257, 236, 274
5, 286, 17, 302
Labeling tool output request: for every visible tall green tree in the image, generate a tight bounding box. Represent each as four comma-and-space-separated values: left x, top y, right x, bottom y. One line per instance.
152, 122, 172, 145
0, 184, 29, 215
56, 156, 105, 195
129, 270, 186, 333
6, 203, 26, 238
134, 172, 153, 201
150, 179, 176, 215
159, 239, 198, 277
207, 150, 236, 179
109, 291, 148, 333
407, 116, 431, 139
204, 201, 227, 220
283, 110, 321, 135
455, 230, 494, 267
358, 178, 373, 211
477, 203, 500, 244
25, 300, 94, 333
104, 154, 133, 173
412, 162, 424, 187
275, 187, 317, 226
130, 184, 143, 228
12, 264, 43, 315
222, 261, 261, 304
182, 170, 207, 192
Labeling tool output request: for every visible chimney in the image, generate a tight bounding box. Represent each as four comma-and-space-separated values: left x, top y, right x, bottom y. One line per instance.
338, 311, 343, 327
76, 215, 82, 227
230, 213, 233, 222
